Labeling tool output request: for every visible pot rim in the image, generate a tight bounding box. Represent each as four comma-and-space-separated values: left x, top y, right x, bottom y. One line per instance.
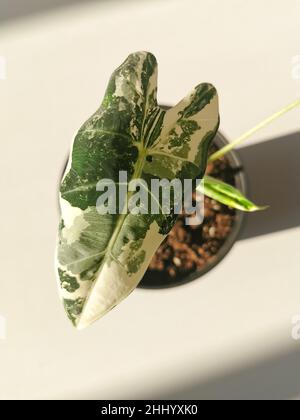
138, 131, 246, 289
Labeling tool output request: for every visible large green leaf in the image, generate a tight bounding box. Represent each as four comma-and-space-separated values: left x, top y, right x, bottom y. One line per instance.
201, 176, 267, 211
56, 51, 219, 329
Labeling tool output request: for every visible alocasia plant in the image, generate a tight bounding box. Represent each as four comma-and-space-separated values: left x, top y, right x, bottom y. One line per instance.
56, 51, 219, 329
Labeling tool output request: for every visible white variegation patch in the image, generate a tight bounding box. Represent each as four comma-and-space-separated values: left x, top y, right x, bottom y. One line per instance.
60, 198, 83, 229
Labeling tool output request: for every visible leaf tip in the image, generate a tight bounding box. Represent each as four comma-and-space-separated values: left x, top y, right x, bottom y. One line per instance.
249, 204, 269, 212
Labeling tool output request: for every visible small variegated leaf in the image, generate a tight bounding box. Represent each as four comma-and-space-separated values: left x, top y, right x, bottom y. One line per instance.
201, 175, 267, 212
56, 51, 219, 329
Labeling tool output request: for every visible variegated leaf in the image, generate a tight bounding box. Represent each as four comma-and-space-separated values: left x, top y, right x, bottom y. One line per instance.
56, 51, 219, 329
201, 176, 267, 212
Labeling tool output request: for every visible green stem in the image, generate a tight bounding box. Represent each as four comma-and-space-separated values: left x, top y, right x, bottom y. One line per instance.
209, 98, 300, 162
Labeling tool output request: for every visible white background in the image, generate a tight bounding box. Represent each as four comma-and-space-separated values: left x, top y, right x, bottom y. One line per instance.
0, 0, 300, 399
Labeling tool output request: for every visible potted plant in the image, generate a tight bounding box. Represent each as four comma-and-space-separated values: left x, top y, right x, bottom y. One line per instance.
56, 51, 300, 328
141, 99, 300, 287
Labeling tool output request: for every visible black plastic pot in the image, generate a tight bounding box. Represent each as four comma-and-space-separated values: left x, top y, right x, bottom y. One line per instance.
138, 131, 246, 289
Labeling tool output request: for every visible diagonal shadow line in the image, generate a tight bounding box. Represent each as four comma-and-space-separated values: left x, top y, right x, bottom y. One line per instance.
161, 345, 300, 400
0, 0, 105, 23
0, 0, 159, 23
236, 131, 300, 240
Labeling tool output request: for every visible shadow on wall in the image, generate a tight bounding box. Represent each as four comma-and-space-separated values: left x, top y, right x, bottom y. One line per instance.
161, 132, 300, 400
238, 131, 300, 240
0, 0, 100, 22
0, 0, 140, 23
0, 0, 165, 23
163, 345, 300, 400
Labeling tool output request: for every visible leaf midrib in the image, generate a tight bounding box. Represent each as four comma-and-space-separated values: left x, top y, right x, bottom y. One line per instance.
77, 146, 148, 322
78, 84, 156, 321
